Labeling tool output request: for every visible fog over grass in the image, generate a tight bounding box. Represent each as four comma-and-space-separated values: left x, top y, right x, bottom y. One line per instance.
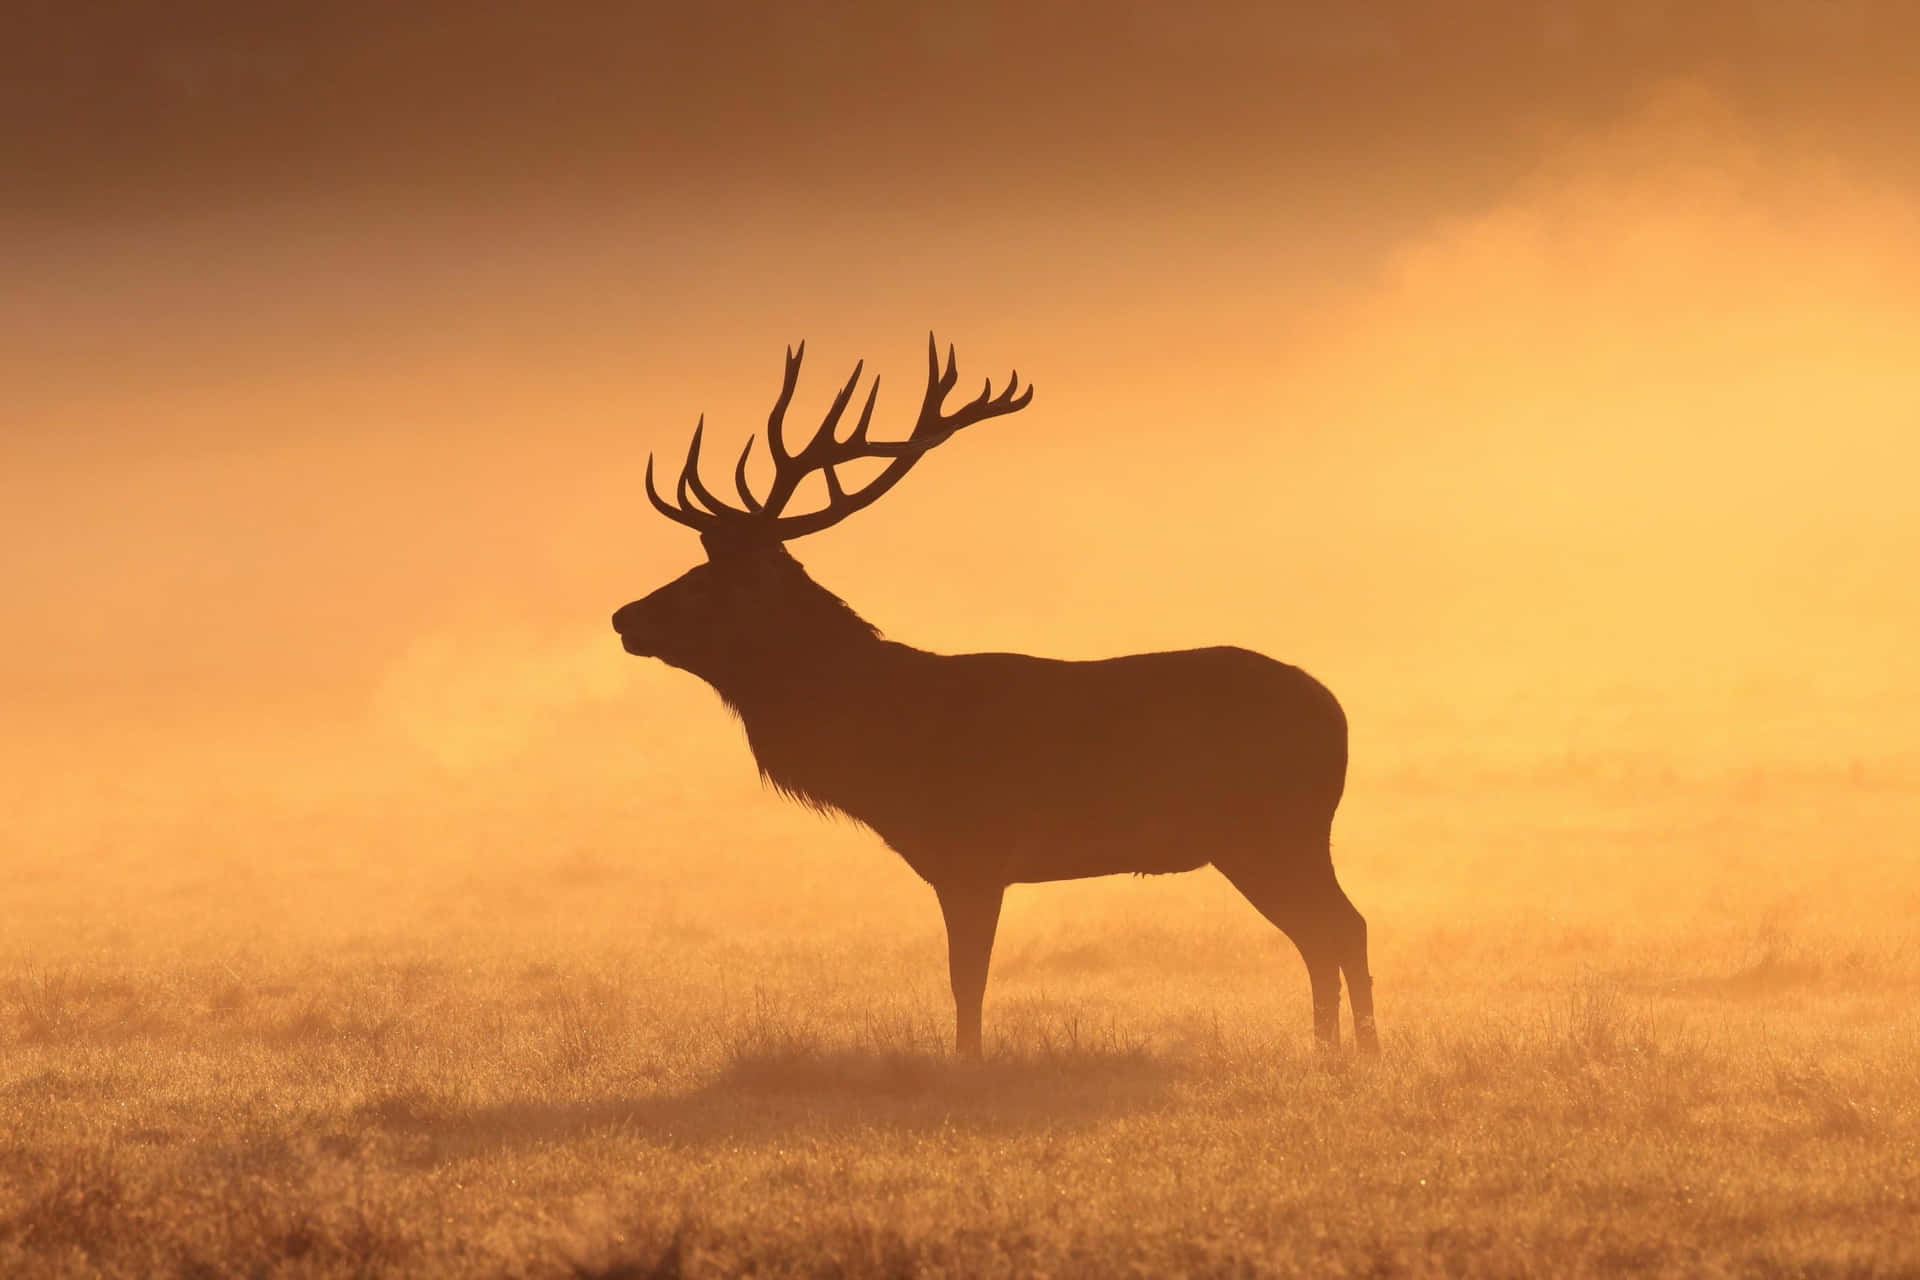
4, 85, 1919, 1275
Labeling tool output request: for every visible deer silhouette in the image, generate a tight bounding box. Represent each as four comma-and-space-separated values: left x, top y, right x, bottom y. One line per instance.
612, 337, 1376, 1056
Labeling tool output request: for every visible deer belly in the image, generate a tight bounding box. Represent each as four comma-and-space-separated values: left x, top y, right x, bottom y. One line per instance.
868, 796, 1221, 885
998, 836, 1211, 884
968, 801, 1225, 882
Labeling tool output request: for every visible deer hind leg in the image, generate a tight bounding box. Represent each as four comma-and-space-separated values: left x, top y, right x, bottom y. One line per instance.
1330, 879, 1378, 1054
935, 881, 1005, 1059
1218, 849, 1376, 1054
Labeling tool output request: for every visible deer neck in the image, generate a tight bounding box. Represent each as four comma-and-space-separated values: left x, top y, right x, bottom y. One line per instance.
708, 629, 894, 724
707, 629, 908, 811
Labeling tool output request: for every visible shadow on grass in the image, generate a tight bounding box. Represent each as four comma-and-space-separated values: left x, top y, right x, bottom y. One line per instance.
1617, 948, 1832, 1001
1671, 948, 1826, 999
359, 1042, 1181, 1163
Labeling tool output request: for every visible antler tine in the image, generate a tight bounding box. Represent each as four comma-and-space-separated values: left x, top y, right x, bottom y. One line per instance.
676, 415, 747, 518
766, 342, 807, 464
674, 451, 705, 516
731, 435, 763, 513
910, 344, 1032, 441
809, 359, 866, 452
821, 463, 848, 505
921, 332, 959, 412
645, 453, 711, 530
750, 356, 868, 519
908, 333, 968, 442
977, 370, 1031, 417
845, 376, 881, 446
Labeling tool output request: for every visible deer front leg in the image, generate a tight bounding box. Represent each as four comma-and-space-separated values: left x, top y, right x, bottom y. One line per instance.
935, 881, 1004, 1058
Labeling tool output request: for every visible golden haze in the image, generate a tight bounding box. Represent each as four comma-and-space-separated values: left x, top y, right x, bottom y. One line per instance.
8, 89, 1918, 808
3, 84, 1918, 1273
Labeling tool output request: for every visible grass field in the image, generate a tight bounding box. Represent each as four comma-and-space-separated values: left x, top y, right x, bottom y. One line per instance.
3, 755, 1917, 1276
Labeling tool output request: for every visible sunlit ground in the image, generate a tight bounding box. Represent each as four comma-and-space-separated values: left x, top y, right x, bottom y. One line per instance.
3, 746, 1915, 1276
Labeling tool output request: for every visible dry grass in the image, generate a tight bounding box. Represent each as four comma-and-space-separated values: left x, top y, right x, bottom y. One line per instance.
3, 760, 1917, 1276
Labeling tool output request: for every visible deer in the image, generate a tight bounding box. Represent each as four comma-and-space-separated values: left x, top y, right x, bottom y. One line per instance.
611, 336, 1377, 1057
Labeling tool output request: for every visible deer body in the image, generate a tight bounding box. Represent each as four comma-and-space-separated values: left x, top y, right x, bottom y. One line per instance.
613, 337, 1377, 1055
781, 644, 1342, 882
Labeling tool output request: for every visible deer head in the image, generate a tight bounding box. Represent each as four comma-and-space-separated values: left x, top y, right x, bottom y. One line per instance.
611, 335, 1033, 678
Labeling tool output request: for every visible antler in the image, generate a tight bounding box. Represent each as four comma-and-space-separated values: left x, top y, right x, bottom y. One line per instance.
645, 333, 1033, 543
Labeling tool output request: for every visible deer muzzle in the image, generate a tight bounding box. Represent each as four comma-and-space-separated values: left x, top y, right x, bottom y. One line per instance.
610, 604, 656, 656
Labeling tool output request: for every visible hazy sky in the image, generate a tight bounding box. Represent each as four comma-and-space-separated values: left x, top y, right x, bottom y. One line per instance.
11, 3, 1917, 217
7, 3, 1919, 826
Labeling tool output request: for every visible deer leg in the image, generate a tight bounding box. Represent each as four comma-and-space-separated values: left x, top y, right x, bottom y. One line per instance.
1217, 859, 1357, 1052
1329, 881, 1378, 1055
935, 882, 1004, 1059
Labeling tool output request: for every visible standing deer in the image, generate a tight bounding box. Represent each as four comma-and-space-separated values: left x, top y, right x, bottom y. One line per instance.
611, 336, 1377, 1056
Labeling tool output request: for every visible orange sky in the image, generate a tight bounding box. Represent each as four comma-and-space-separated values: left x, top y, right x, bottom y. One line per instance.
6, 7, 1919, 839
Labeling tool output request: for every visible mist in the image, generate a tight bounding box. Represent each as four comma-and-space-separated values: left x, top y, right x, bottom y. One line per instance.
9, 83, 1917, 851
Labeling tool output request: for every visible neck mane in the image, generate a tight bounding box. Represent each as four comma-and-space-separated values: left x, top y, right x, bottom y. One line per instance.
702, 575, 888, 712
702, 577, 899, 815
